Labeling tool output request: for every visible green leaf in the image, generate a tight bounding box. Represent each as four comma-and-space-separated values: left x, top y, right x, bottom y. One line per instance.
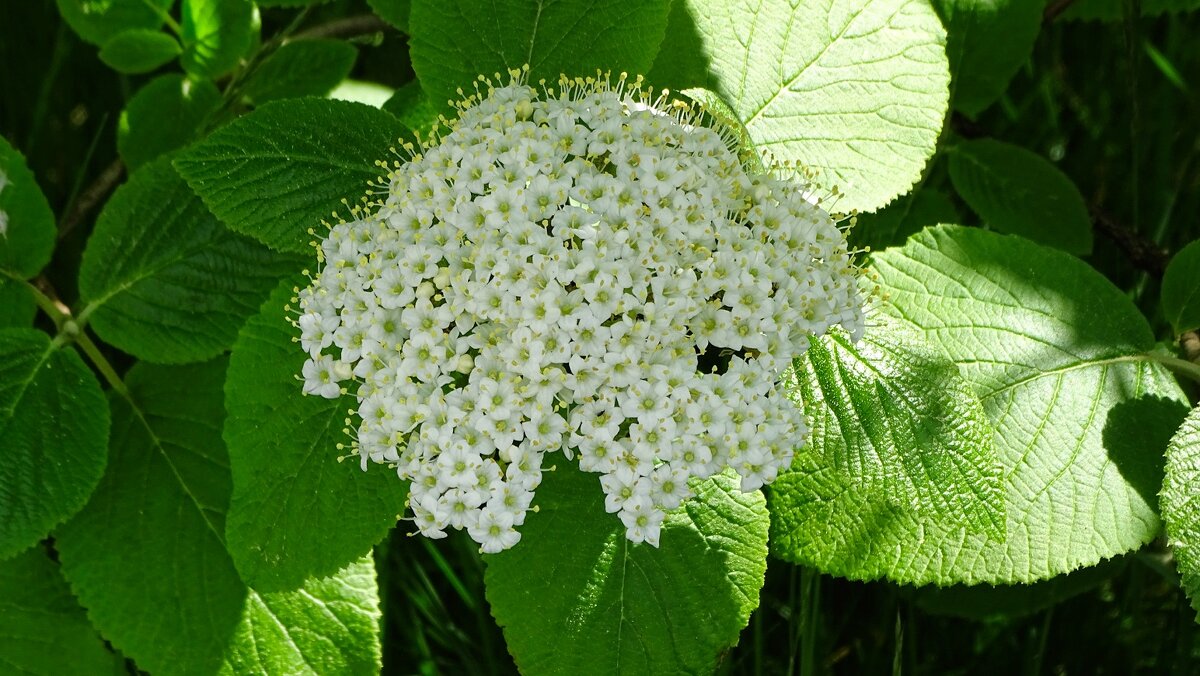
948, 138, 1093, 254
1161, 239, 1200, 335
0, 277, 36, 328
220, 557, 382, 675
408, 0, 671, 112
78, 157, 297, 364
119, 75, 221, 171
0, 547, 123, 674
180, 0, 254, 79
864, 225, 1189, 583
849, 187, 960, 252
681, 0, 950, 213
381, 80, 439, 134
1163, 405, 1200, 622
769, 315, 1008, 584
934, 0, 1043, 117
175, 98, 409, 255
98, 28, 182, 74
241, 39, 357, 104
485, 463, 768, 674
0, 135, 56, 278
367, 0, 409, 32
56, 359, 383, 675
224, 278, 408, 590
645, 0, 709, 92
1060, 0, 1200, 20
55, 0, 173, 46
0, 329, 108, 560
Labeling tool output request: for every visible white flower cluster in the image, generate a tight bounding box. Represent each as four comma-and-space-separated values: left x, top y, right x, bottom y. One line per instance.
296, 72, 863, 553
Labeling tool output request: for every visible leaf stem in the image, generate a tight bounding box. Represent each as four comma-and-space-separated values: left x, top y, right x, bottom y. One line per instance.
7, 273, 71, 330
1144, 352, 1200, 383
74, 329, 131, 398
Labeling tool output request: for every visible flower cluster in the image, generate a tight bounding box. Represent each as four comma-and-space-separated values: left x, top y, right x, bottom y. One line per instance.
296, 72, 864, 553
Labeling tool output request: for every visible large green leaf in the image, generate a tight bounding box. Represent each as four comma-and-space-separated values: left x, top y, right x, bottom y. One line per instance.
863, 225, 1189, 583
408, 0, 671, 112
769, 315, 1007, 584
934, 0, 1043, 117
180, 0, 254, 79
0, 277, 36, 328
224, 278, 408, 590
78, 157, 297, 364
0, 329, 108, 560
56, 359, 383, 675
98, 29, 182, 74
367, 0, 409, 32
948, 138, 1093, 254
1162, 405, 1200, 622
175, 98, 409, 255
118, 74, 221, 171
55, 0, 173, 46
1161, 239, 1200, 335
240, 39, 357, 104
682, 0, 950, 213
485, 463, 768, 674
0, 547, 123, 674
0, 135, 55, 279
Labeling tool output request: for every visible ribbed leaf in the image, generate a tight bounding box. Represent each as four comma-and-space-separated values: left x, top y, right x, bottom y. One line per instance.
241, 39, 357, 104
118, 74, 221, 170
1162, 405, 1200, 622
0, 135, 55, 279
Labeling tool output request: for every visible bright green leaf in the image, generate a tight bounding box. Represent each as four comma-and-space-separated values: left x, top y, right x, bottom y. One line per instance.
0, 136, 56, 279
849, 187, 960, 252
1161, 239, 1200, 335
98, 28, 181, 74
770, 315, 1008, 584
485, 463, 768, 674
180, 0, 254, 78
0, 277, 36, 328
175, 98, 409, 255
0, 329, 108, 560
1163, 405, 1200, 622
948, 138, 1093, 254
241, 39, 357, 104
681, 0, 950, 213
118, 74, 221, 170
408, 0, 671, 113
55, 0, 173, 46
224, 278, 408, 590
78, 157, 298, 364
56, 359, 383, 675
1061, 0, 1200, 20
367, 0, 409, 32
864, 225, 1188, 583
934, 0, 1043, 117
0, 547, 123, 674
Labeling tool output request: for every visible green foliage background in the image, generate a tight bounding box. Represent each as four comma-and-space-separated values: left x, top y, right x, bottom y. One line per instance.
0, 0, 1198, 674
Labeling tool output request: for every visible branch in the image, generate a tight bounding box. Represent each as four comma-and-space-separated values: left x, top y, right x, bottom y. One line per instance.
293, 14, 389, 40
1090, 207, 1169, 278
1043, 0, 1079, 22
58, 158, 124, 241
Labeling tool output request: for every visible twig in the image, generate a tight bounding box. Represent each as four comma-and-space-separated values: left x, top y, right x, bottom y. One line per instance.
58, 158, 124, 241
1043, 0, 1079, 22
294, 14, 389, 40
1091, 206, 1169, 277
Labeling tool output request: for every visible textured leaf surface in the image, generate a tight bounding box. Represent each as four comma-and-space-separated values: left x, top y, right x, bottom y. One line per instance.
98, 29, 181, 74
1162, 405, 1200, 621
409, 0, 671, 112
863, 225, 1188, 583
948, 138, 1093, 254
56, 359, 383, 675
684, 0, 950, 213
241, 39, 357, 104
770, 315, 1007, 584
118, 74, 222, 170
0, 547, 122, 674
55, 0, 173, 45
180, 0, 254, 78
849, 187, 959, 252
175, 98, 408, 255
0, 329, 108, 560
0, 136, 55, 278
486, 463, 768, 675
225, 278, 408, 590
79, 158, 297, 364
1161, 239, 1200, 335
0, 277, 36, 328
934, 0, 1042, 117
